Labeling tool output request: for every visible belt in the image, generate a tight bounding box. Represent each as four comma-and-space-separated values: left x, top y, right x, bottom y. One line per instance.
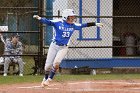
53, 41, 67, 46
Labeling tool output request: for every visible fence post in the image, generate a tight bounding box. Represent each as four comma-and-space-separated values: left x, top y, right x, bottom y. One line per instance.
38, 0, 46, 74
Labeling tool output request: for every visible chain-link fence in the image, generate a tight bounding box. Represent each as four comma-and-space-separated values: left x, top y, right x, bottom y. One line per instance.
51, 0, 140, 70
51, 0, 140, 58
0, 0, 140, 75
0, 0, 40, 75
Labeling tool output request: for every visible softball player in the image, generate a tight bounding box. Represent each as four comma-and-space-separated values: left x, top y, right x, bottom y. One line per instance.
3, 33, 24, 76
33, 9, 103, 87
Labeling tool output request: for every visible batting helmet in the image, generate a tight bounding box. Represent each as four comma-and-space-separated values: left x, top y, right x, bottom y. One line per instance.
62, 9, 77, 20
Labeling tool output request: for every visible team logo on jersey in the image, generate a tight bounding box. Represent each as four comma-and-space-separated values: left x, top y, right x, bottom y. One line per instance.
59, 26, 74, 31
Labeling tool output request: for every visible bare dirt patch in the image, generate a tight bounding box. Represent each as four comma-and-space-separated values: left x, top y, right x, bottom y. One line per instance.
0, 80, 140, 93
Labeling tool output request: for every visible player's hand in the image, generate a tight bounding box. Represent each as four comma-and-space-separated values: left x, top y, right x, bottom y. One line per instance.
96, 23, 103, 28
33, 15, 41, 20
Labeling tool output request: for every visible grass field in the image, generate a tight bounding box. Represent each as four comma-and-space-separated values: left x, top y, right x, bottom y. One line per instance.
1, 56, 140, 86
0, 74, 140, 85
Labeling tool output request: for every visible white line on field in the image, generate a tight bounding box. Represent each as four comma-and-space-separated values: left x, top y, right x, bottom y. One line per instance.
68, 81, 140, 85
17, 85, 59, 90
128, 88, 140, 90
67, 81, 140, 92
69, 88, 140, 92
17, 86, 42, 89
17, 86, 43, 88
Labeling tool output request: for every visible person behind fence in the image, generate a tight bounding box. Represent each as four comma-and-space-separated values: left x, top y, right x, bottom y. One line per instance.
3, 33, 24, 76
33, 9, 103, 87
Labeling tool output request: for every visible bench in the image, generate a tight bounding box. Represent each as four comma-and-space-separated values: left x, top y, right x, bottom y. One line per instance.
0, 57, 19, 75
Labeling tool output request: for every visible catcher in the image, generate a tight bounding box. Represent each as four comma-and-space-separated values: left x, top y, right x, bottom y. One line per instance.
33, 9, 103, 87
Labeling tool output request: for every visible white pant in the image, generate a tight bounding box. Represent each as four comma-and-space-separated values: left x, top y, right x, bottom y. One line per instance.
4, 57, 24, 74
44, 42, 68, 71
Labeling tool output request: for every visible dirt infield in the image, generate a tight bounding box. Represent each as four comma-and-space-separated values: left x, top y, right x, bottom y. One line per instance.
0, 80, 140, 93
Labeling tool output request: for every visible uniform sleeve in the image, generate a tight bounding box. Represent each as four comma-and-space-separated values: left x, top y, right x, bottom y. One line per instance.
74, 23, 88, 30
74, 22, 96, 30
39, 18, 55, 26
0, 35, 5, 44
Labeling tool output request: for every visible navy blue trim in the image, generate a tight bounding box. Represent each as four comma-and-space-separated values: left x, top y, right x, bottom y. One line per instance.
96, 0, 102, 40
60, 58, 140, 68
52, 41, 67, 46
77, 38, 102, 40
77, 0, 102, 41
78, 0, 83, 40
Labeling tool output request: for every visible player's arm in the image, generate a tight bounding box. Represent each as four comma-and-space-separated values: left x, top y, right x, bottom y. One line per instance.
74, 22, 103, 30
87, 22, 103, 28
0, 33, 5, 44
5, 45, 13, 54
33, 15, 54, 26
15, 42, 23, 55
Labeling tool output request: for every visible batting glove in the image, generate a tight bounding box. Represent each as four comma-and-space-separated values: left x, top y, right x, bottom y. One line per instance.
96, 23, 103, 28
33, 15, 41, 20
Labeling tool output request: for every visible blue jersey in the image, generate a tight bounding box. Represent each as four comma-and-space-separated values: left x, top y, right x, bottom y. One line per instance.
39, 18, 89, 45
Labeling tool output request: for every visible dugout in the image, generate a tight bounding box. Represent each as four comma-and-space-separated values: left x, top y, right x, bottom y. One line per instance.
113, 0, 140, 56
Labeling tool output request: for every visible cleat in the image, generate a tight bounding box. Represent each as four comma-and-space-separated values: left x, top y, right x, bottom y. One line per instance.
19, 73, 23, 76
3, 73, 7, 76
41, 78, 52, 87
41, 80, 45, 87
41, 78, 46, 87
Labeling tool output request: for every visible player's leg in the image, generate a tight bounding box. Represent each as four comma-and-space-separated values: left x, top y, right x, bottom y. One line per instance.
41, 43, 58, 86
16, 57, 24, 76
42, 46, 68, 87
48, 46, 68, 80
44, 43, 58, 79
3, 57, 11, 76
